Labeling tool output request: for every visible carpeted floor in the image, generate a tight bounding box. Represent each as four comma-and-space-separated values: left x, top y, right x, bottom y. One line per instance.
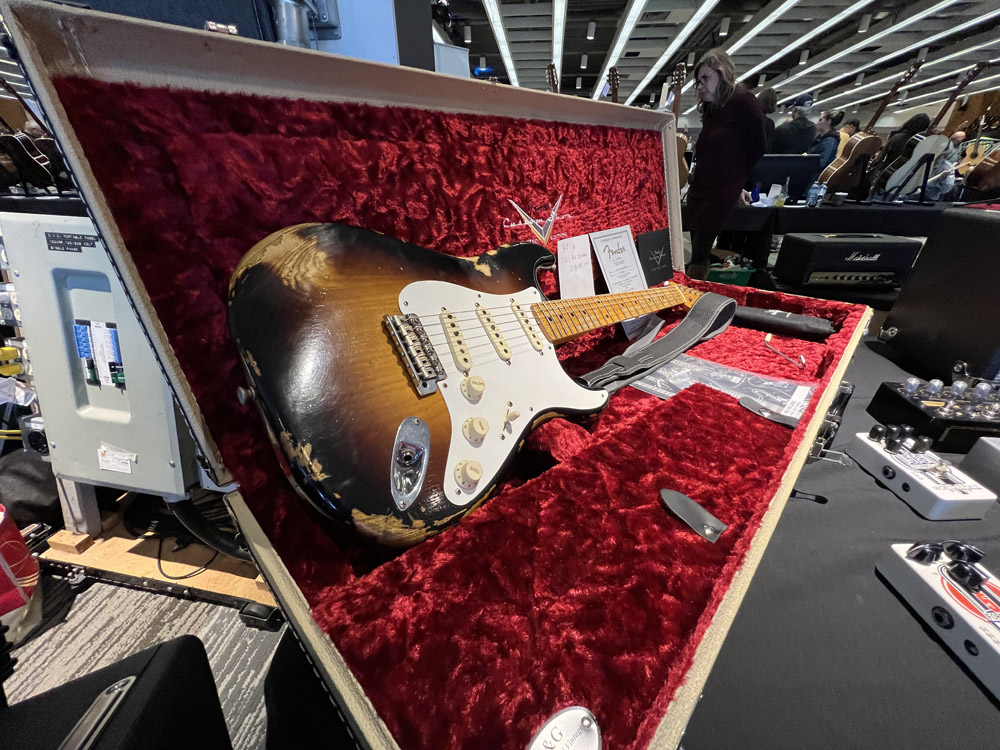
6, 574, 282, 749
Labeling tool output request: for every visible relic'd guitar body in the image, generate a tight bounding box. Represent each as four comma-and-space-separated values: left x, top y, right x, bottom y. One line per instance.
228, 224, 701, 546
819, 62, 921, 192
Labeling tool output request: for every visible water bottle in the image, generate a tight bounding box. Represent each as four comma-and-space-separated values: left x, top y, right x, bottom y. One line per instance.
806, 181, 820, 207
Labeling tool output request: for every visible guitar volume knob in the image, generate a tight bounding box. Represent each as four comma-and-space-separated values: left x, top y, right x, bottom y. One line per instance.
455, 460, 483, 490
461, 375, 486, 402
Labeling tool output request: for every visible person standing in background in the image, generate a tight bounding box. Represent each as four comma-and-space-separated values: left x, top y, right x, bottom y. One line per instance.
758, 88, 777, 151
771, 100, 816, 154
837, 118, 860, 159
807, 110, 844, 179
685, 49, 766, 280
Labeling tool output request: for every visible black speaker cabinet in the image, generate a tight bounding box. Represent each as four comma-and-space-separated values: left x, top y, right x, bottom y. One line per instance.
880, 207, 1000, 380
773, 232, 922, 286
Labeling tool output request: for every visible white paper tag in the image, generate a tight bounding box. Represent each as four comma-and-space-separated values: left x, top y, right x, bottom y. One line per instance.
557, 234, 596, 300
782, 384, 813, 419
767, 183, 783, 199
90, 321, 114, 387
589, 225, 650, 338
527, 706, 601, 750
98, 443, 135, 474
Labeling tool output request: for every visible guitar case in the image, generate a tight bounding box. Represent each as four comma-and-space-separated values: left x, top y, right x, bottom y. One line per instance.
4, 2, 870, 748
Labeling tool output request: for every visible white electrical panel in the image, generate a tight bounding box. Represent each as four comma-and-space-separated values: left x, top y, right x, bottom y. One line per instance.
0, 211, 196, 500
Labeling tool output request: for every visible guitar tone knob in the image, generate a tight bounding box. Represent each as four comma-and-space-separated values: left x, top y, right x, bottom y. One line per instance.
950, 381, 969, 397
926, 379, 944, 395
461, 375, 486, 402
462, 417, 490, 445
904, 377, 921, 394
454, 460, 483, 490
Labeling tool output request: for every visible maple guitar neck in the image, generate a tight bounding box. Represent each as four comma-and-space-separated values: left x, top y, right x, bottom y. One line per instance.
531, 284, 701, 345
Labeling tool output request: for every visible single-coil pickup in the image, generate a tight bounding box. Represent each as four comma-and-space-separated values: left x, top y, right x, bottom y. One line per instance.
439, 308, 473, 372
476, 306, 511, 361
512, 303, 545, 352
384, 314, 446, 396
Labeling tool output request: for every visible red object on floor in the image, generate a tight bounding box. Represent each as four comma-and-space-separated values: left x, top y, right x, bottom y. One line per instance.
0, 503, 38, 624
53, 77, 865, 749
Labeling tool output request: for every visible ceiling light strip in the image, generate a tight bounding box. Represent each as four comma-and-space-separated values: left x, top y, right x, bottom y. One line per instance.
483, 0, 519, 87
895, 77, 1000, 113
822, 58, 1000, 111
552, 0, 567, 89
737, 0, 876, 85
821, 38, 1000, 106
591, 0, 649, 100
777, 1, 1000, 104
679, 0, 801, 97
624, 0, 721, 106
895, 70, 1000, 107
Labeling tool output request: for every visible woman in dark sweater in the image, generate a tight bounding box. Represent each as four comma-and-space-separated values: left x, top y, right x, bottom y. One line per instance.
686, 49, 767, 279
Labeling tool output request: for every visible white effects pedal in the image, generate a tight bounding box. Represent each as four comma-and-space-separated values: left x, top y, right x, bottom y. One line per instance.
848, 425, 997, 520
877, 542, 1000, 699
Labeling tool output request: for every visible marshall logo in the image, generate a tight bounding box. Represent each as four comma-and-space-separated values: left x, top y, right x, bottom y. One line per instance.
846, 252, 881, 262
507, 194, 565, 244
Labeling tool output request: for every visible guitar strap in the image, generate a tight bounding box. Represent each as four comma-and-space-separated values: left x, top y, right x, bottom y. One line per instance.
579, 292, 736, 393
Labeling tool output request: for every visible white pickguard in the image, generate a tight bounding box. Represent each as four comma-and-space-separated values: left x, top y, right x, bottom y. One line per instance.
399, 280, 609, 507
885, 134, 950, 194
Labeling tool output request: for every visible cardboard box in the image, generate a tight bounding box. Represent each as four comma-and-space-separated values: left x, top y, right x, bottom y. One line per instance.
4, 2, 871, 747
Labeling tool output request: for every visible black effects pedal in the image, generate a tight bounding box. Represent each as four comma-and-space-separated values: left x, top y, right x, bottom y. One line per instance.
866, 377, 1000, 453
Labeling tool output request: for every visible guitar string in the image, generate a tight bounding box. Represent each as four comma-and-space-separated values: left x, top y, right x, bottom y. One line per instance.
413, 295, 682, 341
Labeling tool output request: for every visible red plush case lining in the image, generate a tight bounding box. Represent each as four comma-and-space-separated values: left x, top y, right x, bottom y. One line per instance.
53, 77, 865, 750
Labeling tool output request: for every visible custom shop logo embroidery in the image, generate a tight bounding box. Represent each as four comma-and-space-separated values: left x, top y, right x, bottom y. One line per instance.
505, 194, 570, 244
648, 244, 670, 271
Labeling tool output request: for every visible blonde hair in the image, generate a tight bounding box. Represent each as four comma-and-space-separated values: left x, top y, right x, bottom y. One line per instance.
694, 48, 736, 116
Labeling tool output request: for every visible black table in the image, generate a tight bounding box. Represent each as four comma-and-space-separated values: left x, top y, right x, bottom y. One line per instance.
682, 341, 1000, 749
680, 202, 950, 237
774, 202, 949, 235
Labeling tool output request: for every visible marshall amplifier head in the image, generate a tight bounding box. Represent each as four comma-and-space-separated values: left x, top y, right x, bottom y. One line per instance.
773, 233, 923, 287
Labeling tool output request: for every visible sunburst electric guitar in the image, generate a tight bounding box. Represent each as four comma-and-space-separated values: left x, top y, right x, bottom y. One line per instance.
228, 224, 703, 547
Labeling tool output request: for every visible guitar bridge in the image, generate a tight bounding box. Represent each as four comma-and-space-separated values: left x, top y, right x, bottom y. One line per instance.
384, 313, 446, 396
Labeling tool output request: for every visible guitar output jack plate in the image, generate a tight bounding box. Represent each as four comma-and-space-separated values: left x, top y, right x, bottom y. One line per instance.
390, 417, 430, 512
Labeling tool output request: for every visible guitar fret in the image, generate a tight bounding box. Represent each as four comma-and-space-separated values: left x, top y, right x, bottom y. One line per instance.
531, 284, 699, 343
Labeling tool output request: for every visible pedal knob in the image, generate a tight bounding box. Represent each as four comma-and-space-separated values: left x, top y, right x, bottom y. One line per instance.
906, 542, 944, 564
911, 436, 933, 453
898, 424, 915, 441
461, 376, 486, 402
904, 377, 921, 394
971, 382, 993, 401
462, 417, 490, 445
884, 437, 904, 453
868, 424, 887, 441
926, 379, 944, 395
454, 460, 483, 490
950, 380, 969, 397
885, 424, 901, 440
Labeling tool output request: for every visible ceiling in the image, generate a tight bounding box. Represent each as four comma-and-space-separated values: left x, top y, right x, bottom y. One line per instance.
445, 0, 1000, 129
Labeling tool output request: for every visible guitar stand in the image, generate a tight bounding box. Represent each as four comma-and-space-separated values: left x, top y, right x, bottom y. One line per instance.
886, 154, 935, 204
